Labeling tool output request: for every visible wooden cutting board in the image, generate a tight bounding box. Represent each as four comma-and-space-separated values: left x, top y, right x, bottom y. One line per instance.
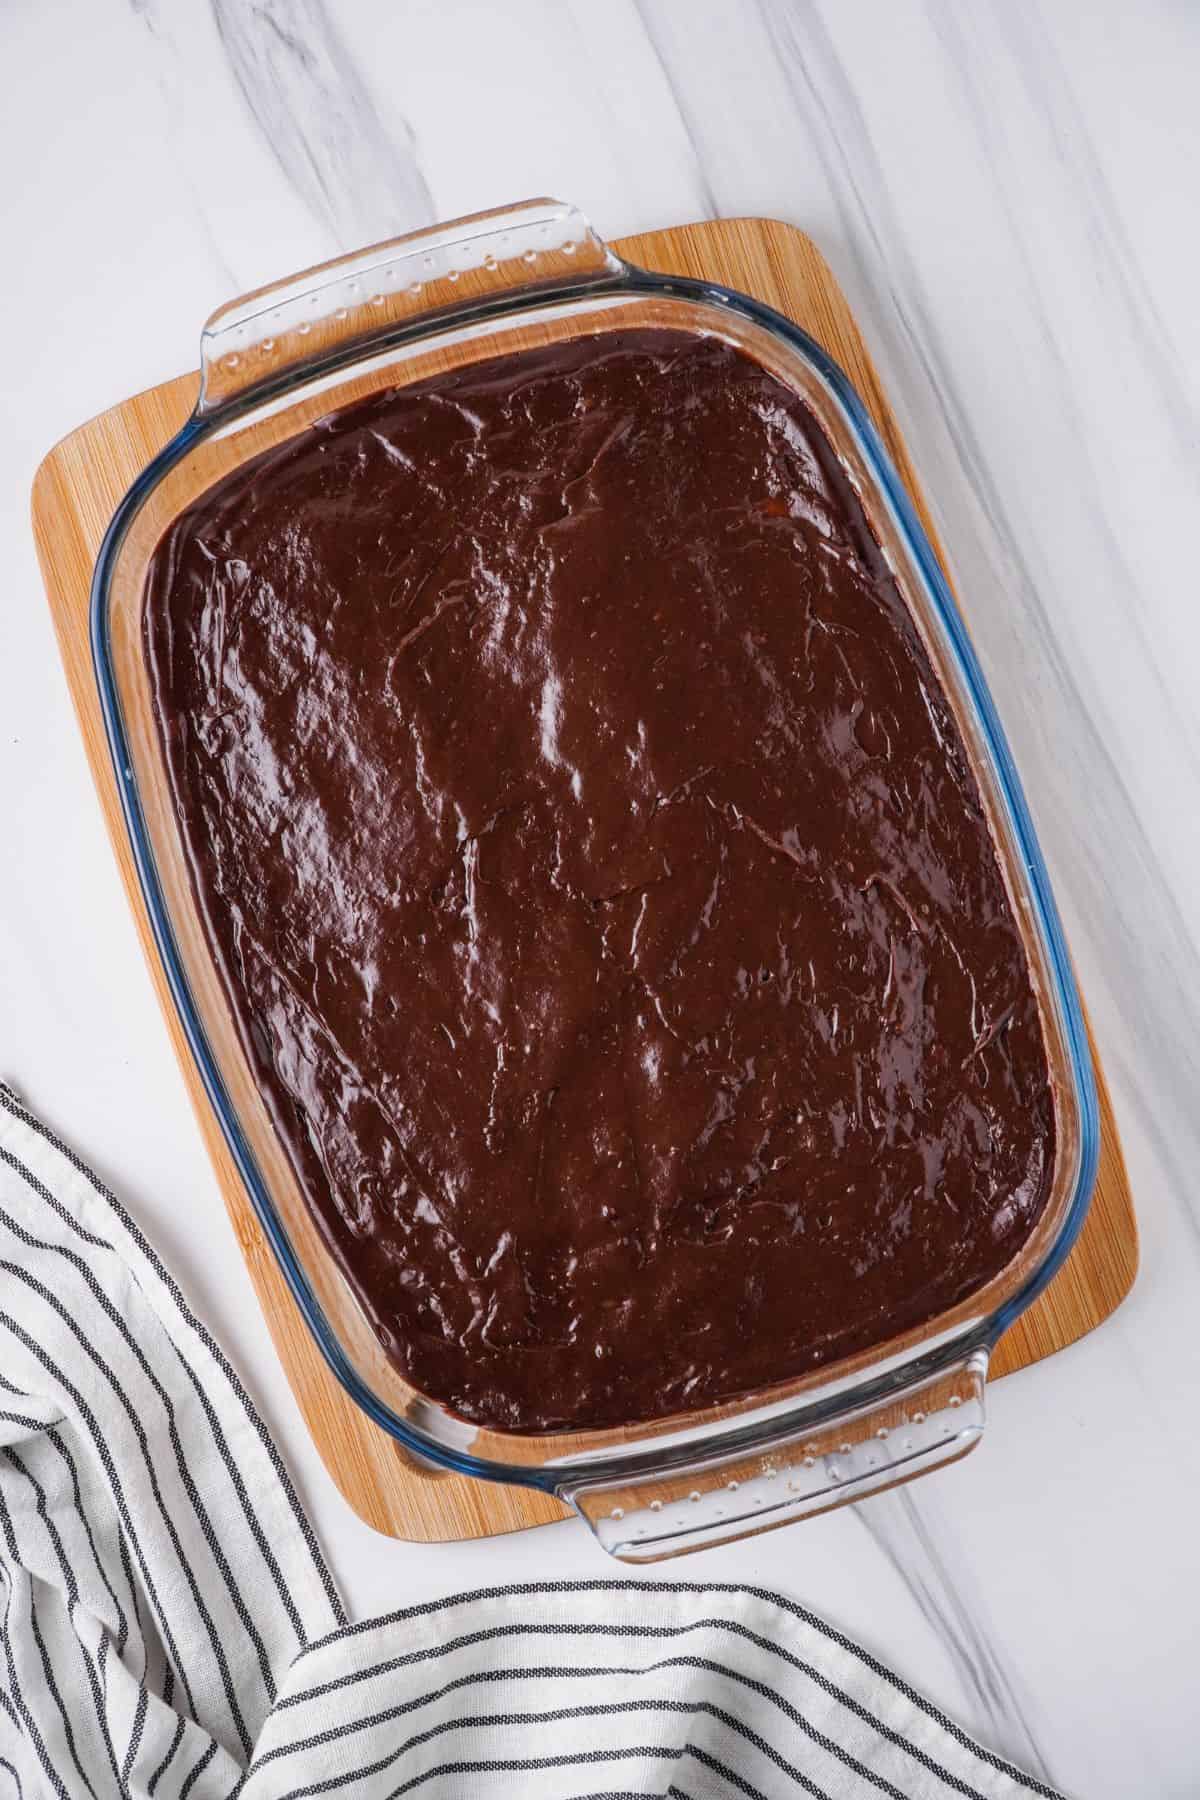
32, 217, 1138, 1541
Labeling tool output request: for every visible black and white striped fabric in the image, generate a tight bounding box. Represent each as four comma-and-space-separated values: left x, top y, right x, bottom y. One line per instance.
0, 1083, 1064, 1800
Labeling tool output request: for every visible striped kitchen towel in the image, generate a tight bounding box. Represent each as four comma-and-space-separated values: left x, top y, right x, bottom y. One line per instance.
0, 1082, 1063, 1800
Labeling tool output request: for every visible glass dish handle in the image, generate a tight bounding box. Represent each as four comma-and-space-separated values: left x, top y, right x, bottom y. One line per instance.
559, 1348, 989, 1562
197, 198, 624, 414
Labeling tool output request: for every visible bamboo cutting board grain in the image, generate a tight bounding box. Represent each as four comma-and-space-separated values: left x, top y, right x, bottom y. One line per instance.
32, 218, 1138, 1541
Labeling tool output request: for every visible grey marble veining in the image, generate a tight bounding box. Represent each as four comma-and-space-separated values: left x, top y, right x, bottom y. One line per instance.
130, 0, 434, 272
857, 1489, 1056, 1788
927, 3, 1197, 759
630, 0, 719, 221
990, 5, 1196, 456
3, 2, 1199, 1793
207, 0, 434, 251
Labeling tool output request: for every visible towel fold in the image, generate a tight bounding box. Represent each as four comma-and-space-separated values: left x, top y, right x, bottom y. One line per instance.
0, 1083, 1062, 1799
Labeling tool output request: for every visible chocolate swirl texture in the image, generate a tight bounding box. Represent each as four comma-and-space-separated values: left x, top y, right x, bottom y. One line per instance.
145, 330, 1054, 1431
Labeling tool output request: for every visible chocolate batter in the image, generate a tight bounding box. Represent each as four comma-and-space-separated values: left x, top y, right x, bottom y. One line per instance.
145, 330, 1054, 1432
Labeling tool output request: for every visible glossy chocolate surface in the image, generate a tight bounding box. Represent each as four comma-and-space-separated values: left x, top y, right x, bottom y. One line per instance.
145, 329, 1054, 1431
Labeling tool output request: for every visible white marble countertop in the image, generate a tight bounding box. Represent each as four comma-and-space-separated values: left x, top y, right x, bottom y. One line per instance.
3, 2, 1198, 1792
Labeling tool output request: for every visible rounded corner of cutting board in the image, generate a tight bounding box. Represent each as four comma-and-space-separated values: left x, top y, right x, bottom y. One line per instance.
31, 449, 59, 534
310, 1410, 572, 1544
31, 215, 1138, 1542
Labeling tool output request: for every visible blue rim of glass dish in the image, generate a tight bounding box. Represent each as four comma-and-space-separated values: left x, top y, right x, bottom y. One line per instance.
91, 263, 1100, 1492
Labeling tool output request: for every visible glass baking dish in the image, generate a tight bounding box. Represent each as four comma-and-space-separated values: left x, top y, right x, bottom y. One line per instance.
92, 199, 1098, 1560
